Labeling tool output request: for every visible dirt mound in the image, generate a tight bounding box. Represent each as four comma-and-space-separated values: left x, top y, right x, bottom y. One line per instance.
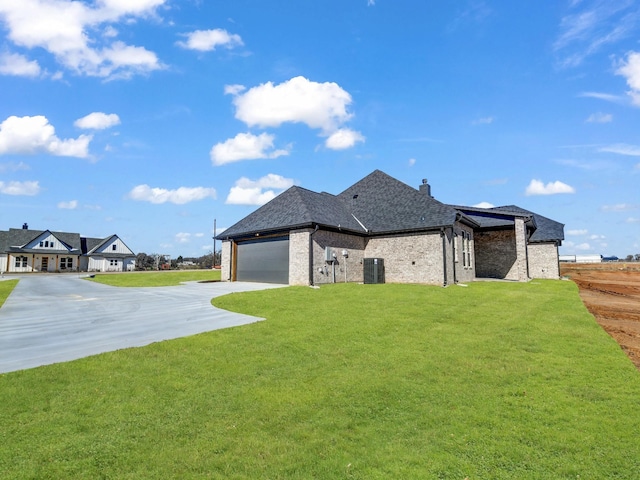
561, 263, 640, 369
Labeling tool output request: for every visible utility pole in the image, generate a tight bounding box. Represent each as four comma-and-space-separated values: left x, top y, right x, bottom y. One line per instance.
212, 218, 217, 268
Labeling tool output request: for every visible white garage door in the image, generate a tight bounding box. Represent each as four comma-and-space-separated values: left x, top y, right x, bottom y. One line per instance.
236, 237, 289, 284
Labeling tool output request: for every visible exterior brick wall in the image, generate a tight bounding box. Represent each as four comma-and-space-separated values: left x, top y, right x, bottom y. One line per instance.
453, 223, 476, 283
289, 229, 311, 285
474, 230, 518, 280
528, 243, 560, 279
474, 220, 529, 281
311, 230, 366, 285
365, 232, 445, 284
220, 240, 231, 282
514, 218, 528, 281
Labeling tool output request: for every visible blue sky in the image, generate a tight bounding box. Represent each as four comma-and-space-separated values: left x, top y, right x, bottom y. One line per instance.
0, 0, 638, 258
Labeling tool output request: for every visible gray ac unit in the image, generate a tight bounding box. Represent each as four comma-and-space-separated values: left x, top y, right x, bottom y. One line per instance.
363, 258, 385, 284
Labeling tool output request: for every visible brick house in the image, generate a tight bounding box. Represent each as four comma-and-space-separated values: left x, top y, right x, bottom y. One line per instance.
217, 170, 564, 285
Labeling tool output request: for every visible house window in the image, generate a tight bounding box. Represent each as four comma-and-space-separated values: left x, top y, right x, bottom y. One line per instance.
112, 244, 117, 251
14, 256, 27, 268
462, 233, 467, 267
110, 259, 118, 266
39, 241, 43, 247
60, 257, 73, 270
453, 233, 459, 263
466, 233, 472, 268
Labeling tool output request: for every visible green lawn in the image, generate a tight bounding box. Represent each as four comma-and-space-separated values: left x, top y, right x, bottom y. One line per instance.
0, 279, 18, 308
1, 280, 639, 478
87, 269, 221, 287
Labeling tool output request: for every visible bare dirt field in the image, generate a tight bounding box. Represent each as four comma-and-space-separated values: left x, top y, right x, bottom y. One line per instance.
560, 262, 640, 369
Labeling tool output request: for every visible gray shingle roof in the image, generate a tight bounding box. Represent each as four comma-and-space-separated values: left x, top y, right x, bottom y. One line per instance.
0, 228, 82, 254
217, 170, 564, 242
337, 170, 462, 233
219, 170, 468, 240
219, 186, 363, 239
491, 205, 564, 242
0, 229, 135, 256
452, 205, 564, 243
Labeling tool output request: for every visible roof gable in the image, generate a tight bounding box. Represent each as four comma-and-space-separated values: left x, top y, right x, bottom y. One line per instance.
220, 186, 362, 238
337, 170, 460, 233
491, 205, 564, 242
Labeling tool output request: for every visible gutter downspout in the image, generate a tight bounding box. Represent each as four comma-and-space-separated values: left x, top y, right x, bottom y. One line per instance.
309, 225, 319, 286
441, 228, 448, 287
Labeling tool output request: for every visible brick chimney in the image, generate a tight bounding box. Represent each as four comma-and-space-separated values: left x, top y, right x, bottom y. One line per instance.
419, 179, 431, 197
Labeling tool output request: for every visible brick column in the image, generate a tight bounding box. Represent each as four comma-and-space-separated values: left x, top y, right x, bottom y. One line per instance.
514, 217, 529, 281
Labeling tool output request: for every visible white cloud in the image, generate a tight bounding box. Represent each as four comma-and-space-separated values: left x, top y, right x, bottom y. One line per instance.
408, 158, 416, 167
210, 132, 290, 165
626, 217, 640, 223
0, 161, 29, 172
74, 112, 120, 130
176, 29, 243, 51
602, 203, 636, 212
128, 185, 216, 204
0, 52, 41, 77
57, 199, 78, 209
525, 179, 576, 196
567, 229, 588, 235
175, 232, 191, 243
585, 112, 612, 123
575, 242, 592, 251
473, 201, 495, 209
225, 174, 295, 206
224, 84, 246, 95
589, 234, 605, 240
599, 143, 640, 156
230, 76, 354, 133
616, 51, 640, 106
0, 0, 166, 79
0, 115, 92, 158
578, 91, 625, 103
325, 128, 365, 150
472, 116, 494, 125
0, 180, 40, 195
554, 3, 637, 68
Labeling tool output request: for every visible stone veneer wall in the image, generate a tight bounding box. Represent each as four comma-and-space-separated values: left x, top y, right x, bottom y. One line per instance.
365, 232, 444, 284
527, 242, 560, 279
220, 240, 232, 282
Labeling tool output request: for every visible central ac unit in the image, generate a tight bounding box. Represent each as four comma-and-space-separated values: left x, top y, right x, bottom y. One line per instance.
363, 258, 385, 284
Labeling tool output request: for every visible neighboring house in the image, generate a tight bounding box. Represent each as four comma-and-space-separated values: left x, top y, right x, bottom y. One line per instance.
217, 170, 564, 286
0, 226, 136, 273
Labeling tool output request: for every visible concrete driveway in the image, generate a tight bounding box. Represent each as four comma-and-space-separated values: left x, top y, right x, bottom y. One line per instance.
0, 274, 284, 374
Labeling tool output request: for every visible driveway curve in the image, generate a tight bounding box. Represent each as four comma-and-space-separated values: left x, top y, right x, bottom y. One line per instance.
0, 274, 284, 374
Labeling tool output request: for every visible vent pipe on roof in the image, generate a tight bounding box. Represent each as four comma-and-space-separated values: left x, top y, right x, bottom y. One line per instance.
419, 179, 432, 197
22, 223, 28, 230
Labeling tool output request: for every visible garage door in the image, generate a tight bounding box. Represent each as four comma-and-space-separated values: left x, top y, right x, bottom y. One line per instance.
236, 236, 289, 284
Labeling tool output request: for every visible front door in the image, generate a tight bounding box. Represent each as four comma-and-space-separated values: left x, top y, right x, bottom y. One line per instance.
41, 257, 48, 272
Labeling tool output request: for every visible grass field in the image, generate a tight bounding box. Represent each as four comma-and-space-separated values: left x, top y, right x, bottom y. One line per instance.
1, 280, 639, 478
0, 279, 18, 308
87, 269, 221, 287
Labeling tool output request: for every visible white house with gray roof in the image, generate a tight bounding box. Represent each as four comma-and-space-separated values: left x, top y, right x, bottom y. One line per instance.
217, 170, 564, 286
0, 226, 136, 273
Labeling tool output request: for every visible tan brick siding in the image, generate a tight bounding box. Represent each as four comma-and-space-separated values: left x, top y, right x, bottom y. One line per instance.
311, 230, 366, 285
220, 240, 231, 282
528, 243, 560, 279
365, 232, 445, 284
